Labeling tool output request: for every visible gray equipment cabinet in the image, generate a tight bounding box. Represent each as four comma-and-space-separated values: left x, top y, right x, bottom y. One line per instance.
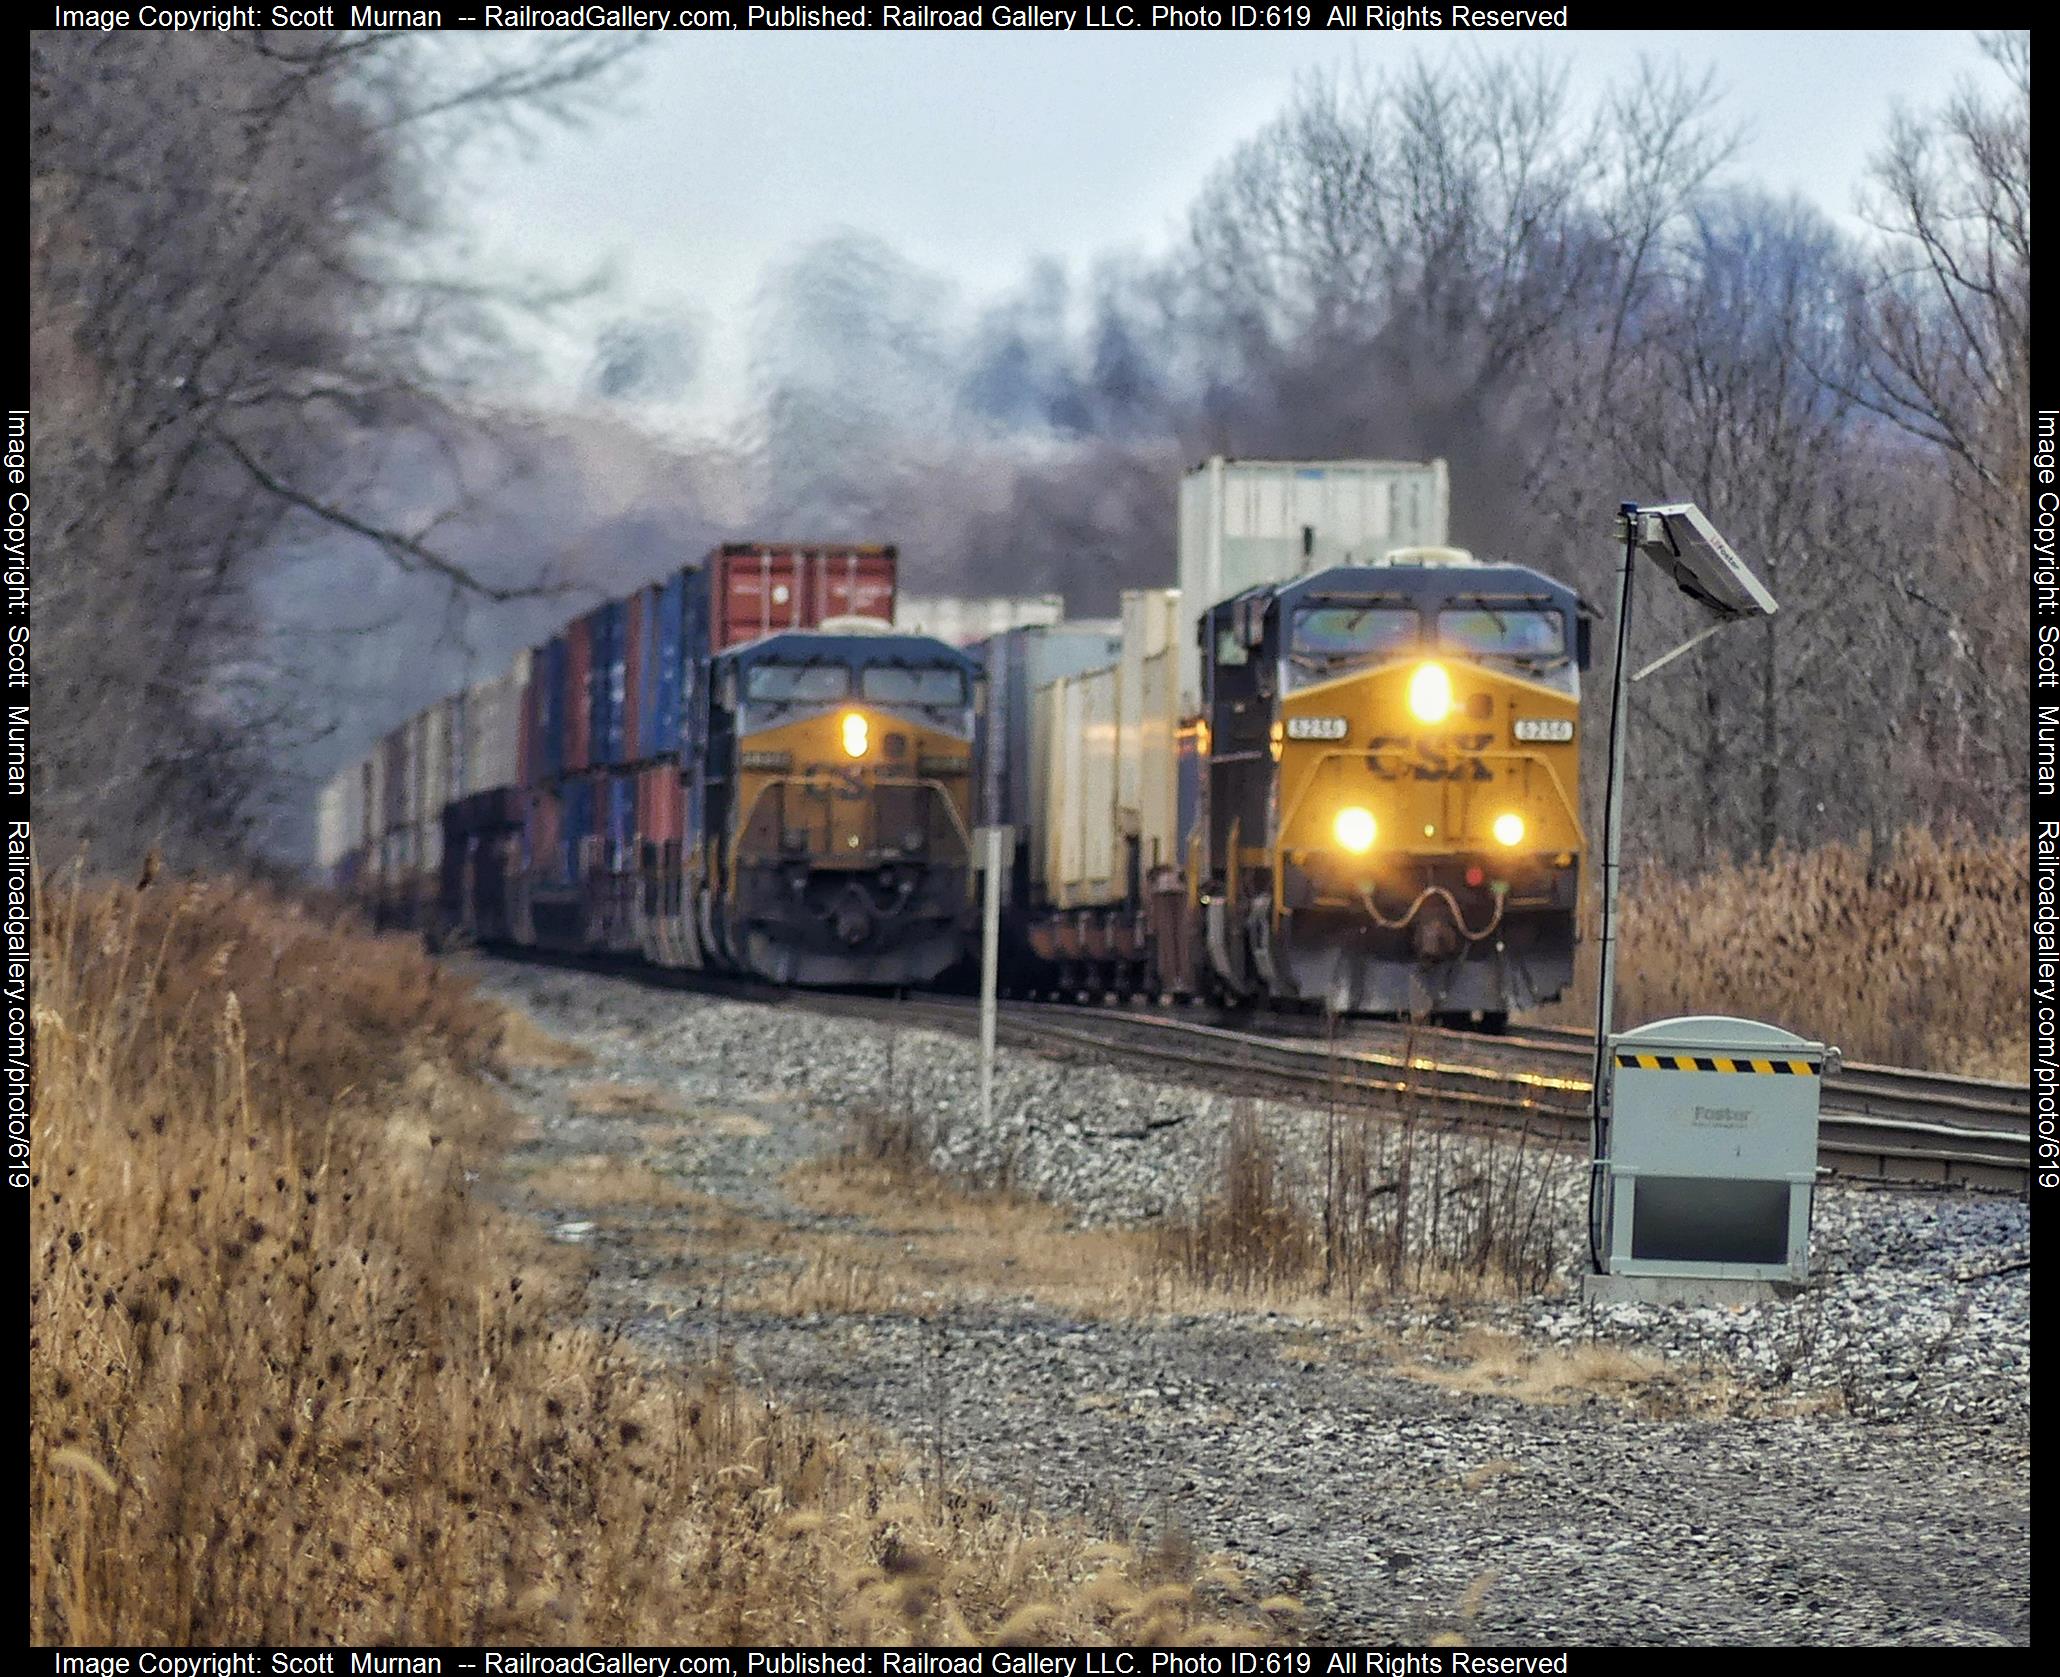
1600, 1015, 1826, 1287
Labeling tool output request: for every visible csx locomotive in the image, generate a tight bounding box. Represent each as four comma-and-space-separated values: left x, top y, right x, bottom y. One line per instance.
691, 627, 979, 985
1192, 556, 1588, 1022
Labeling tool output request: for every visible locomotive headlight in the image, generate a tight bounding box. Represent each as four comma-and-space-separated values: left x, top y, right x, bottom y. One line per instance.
1408, 662, 1453, 724
1492, 812, 1526, 848
840, 712, 869, 758
1334, 807, 1377, 854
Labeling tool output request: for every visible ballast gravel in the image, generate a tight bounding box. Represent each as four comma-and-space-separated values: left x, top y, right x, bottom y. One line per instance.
471, 961, 2030, 1647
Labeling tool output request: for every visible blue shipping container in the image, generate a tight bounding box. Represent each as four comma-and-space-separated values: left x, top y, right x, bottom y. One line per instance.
682, 567, 712, 842
586, 600, 628, 768
634, 585, 660, 761
654, 570, 687, 759
561, 777, 594, 884
609, 774, 635, 868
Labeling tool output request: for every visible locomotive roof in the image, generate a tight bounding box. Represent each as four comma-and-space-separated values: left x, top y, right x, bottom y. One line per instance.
1252, 562, 1583, 616
716, 627, 979, 671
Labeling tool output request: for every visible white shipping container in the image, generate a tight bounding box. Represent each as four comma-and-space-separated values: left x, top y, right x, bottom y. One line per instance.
1176, 456, 1450, 710
458, 649, 532, 797
315, 768, 364, 874
1117, 589, 1183, 878
1042, 663, 1124, 910
413, 706, 450, 875
359, 748, 385, 862
896, 594, 1064, 646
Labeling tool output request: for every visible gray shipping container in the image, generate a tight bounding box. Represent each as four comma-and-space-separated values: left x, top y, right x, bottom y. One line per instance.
974, 620, 1122, 882
455, 648, 532, 798
895, 594, 1064, 647
1176, 456, 1451, 710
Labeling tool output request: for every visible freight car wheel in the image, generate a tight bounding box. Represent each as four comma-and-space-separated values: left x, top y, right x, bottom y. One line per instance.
1478, 1010, 1509, 1035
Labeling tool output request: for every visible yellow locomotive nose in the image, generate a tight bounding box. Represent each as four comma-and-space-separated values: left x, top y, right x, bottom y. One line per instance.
840, 711, 869, 758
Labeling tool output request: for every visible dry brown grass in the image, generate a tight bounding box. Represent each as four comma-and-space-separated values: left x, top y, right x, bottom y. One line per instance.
1549, 826, 2029, 1079
764, 1159, 1179, 1321
27, 874, 1274, 1646
565, 1078, 692, 1119
1152, 1098, 1562, 1309
494, 1006, 593, 1072
1391, 1328, 1733, 1417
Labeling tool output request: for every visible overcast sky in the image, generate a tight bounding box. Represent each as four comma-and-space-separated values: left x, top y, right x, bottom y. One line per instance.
440, 28, 1995, 425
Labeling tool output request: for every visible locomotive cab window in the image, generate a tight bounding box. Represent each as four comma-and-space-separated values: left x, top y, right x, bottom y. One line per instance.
745, 662, 852, 703
1436, 605, 1577, 695
1286, 604, 1418, 689
861, 665, 968, 707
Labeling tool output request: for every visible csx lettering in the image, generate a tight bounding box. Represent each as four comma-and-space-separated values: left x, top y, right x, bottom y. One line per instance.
1362, 734, 1495, 782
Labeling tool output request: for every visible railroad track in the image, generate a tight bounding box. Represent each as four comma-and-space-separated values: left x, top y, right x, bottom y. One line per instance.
481, 948, 2031, 1192
780, 989, 2031, 1193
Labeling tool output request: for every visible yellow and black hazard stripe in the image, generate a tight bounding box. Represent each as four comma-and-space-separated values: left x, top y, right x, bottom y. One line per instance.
1614, 1053, 1819, 1076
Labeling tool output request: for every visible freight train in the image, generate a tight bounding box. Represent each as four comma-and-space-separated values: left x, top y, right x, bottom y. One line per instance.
321, 544, 983, 988
319, 458, 1590, 1021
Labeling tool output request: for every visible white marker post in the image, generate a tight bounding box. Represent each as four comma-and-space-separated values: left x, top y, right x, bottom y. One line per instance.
978, 824, 1005, 1132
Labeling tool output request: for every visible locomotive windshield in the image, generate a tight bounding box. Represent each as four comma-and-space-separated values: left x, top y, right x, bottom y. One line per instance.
1436, 604, 1576, 693
1287, 604, 1418, 689
861, 665, 967, 707
745, 662, 851, 703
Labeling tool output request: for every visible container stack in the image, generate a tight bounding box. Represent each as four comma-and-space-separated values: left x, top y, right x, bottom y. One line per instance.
514, 544, 899, 942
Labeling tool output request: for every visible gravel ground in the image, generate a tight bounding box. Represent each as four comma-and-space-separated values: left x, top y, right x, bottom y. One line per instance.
469, 959, 2030, 1647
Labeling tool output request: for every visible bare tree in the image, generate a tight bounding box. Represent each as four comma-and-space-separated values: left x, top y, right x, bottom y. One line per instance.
29, 30, 639, 867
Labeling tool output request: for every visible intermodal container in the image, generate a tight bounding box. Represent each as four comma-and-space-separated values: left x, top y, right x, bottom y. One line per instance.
560, 776, 594, 884
1040, 663, 1122, 908
608, 773, 635, 869
706, 543, 897, 650
636, 764, 683, 847
895, 593, 1062, 646
459, 649, 531, 798
624, 589, 648, 762
527, 789, 563, 884
1118, 589, 1183, 879
585, 600, 626, 768
654, 570, 687, 760
315, 767, 364, 876
565, 617, 592, 775
381, 726, 410, 835
529, 636, 569, 786
681, 568, 713, 838
971, 620, 1122, 841
1176, 456, 1451, 710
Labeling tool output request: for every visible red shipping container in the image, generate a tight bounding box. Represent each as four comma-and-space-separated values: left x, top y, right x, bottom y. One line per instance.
637, 764, 683, 845
565, 616, 592, 775
624, 587, 646, 762
708, 543, 897, 651
527, 789, 562, 881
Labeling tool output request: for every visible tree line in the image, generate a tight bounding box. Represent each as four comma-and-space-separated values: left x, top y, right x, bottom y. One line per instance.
30, 33, 2029, 875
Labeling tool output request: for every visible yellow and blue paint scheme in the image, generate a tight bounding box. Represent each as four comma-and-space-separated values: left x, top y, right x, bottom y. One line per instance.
1199, 562, 1588, 1018
698, 629, 978, 986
